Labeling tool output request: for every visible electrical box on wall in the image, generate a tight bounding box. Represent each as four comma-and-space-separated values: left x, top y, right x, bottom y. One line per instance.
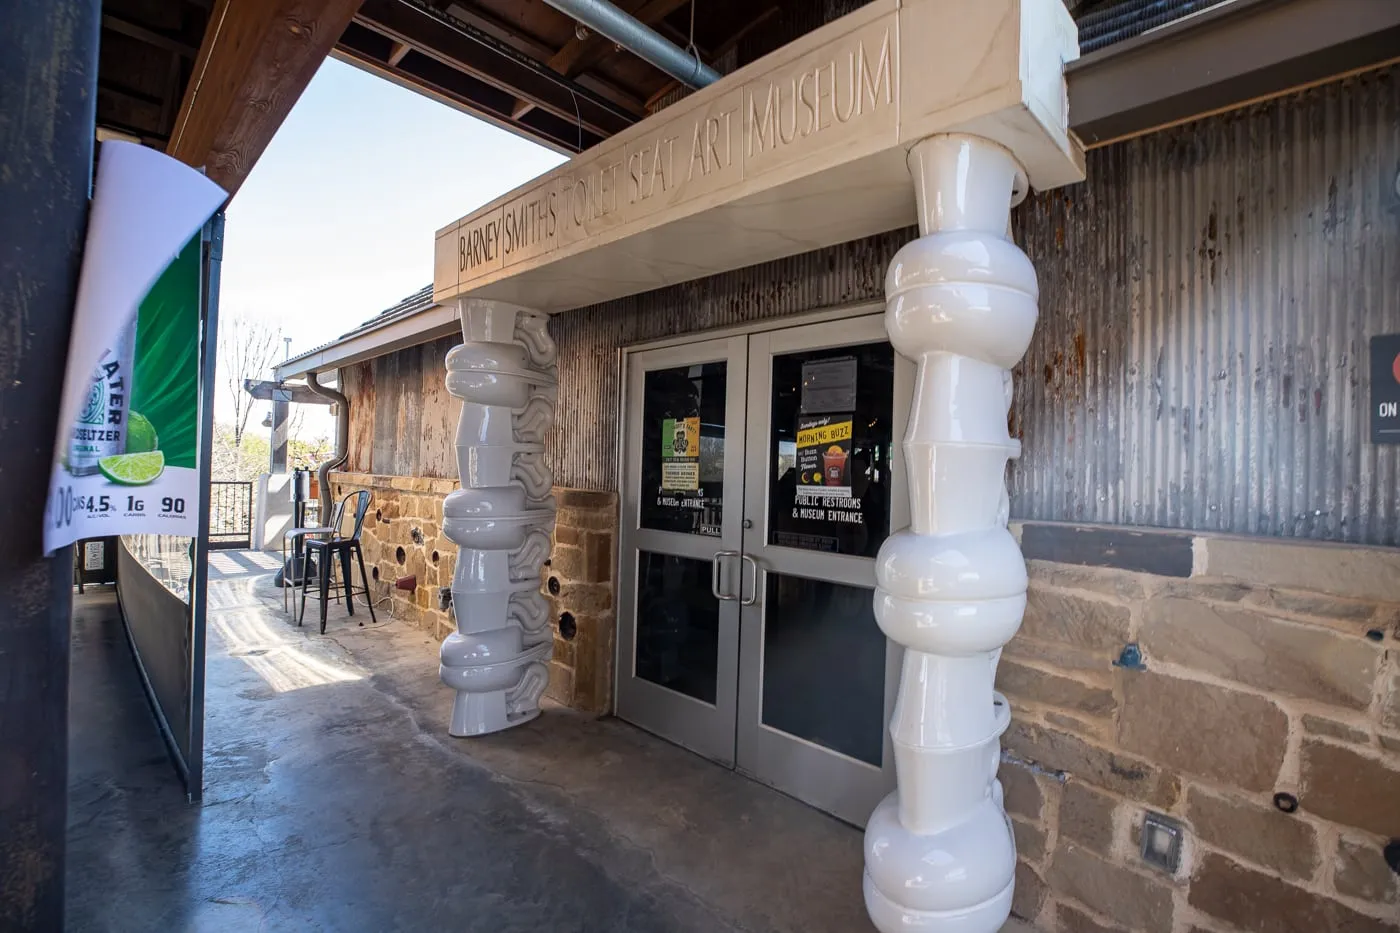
75, 537, 118, 586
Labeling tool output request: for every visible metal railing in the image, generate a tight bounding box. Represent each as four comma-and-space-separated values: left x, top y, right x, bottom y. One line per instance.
208, 481, 253, 550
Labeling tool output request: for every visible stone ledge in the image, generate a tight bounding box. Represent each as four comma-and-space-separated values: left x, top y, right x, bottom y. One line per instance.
555, 488, 617, 511
1019, 523, 1193, 577
1201, 535, 1400, 604
1015, 521, 1400, 604
332, 471, 459, 496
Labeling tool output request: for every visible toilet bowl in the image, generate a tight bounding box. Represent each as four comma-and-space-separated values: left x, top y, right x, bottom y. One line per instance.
440, 300, 559, 737
441, 642, 552, 736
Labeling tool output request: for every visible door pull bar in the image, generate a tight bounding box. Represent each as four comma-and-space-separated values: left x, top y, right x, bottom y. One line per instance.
712, 550, 740, 601
739, 554, 760, 606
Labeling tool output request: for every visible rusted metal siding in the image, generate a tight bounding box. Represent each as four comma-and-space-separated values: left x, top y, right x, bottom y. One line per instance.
550, 67, 1400, 546
342, 361, 375, 474
417, 338, 457, 479
1014, 66, 1400, 545
340, 335, 459, 479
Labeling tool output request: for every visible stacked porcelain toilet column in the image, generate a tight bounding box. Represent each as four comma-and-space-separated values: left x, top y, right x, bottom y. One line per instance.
864, 135, 1037, 932
440, 298, 557, 737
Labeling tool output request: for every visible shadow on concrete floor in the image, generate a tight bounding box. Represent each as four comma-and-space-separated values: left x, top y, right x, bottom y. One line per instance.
68, 555, 1034, 933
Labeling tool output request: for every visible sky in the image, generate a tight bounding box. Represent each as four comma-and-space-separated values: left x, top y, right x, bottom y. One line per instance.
217, 56, 566, 430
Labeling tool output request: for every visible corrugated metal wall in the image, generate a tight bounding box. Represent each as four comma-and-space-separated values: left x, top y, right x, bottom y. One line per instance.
341, 335, 459, 479
1015, 66, 1400, 545
548, 67, 1400, 546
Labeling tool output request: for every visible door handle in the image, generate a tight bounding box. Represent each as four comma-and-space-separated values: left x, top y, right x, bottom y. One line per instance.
712, 550, 739, 601
739, 554, 760, 606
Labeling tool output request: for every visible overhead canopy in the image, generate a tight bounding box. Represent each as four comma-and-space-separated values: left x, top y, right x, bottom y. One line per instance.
432, 0, 1086, 315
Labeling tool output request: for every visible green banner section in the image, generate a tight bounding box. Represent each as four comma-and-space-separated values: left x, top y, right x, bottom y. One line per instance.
131, 235, 200, 469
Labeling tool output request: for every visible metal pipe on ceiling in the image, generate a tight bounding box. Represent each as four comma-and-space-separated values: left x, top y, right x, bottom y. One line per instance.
540, 0, 721, 88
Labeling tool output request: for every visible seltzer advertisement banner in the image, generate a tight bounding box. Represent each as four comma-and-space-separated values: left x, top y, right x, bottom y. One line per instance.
45, 142, 225, 553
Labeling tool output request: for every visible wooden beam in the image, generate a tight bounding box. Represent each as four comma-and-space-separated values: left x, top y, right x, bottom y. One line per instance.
514, 0, 685, 122
447, 1, 559, 61
167, 0, 364, 194
243, 379, 336, 404
387, 39, 411, 65
332, 35, 597, 153
549, 0, 689, 77
160, 51, 185, 135
100, 77, 166, 107
643, 4, 774, 112
102, 12, 201, 59
353, 0, 633, 138
448, 0, 646, 121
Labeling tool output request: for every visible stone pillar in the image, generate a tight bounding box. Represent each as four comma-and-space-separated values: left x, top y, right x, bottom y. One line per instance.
440, 298, 557, 736
865, 134, 1036, 932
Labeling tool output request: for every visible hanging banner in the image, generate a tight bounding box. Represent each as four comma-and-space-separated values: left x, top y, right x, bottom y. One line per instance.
660, 415, 700, 491
46, 142, 225, 552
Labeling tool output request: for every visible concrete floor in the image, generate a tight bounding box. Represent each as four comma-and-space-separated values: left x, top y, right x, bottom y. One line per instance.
68, 551, 1034, 933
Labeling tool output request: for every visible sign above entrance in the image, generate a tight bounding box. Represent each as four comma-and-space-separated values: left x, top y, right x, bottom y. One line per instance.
434, 0, 1085, 314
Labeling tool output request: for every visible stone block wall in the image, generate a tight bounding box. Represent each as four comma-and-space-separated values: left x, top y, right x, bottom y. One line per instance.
1002, 523, 1400, 933
542, 489, 618, 715
331, 472, 457, 639
331, 474, 617, 716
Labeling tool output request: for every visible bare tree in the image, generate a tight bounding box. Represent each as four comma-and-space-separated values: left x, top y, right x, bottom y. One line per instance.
288, 403, 306, 443
219, 314, 282, 447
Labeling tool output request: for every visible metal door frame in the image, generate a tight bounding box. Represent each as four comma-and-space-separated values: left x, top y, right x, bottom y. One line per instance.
615, 335, 750, 765
614, 303, 910, 826
735, 313, 911, 825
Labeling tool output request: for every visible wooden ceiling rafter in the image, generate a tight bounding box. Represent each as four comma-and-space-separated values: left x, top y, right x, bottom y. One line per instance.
100, 76, 166, 108
101, 11, 201, 59
642, 2, 777, 111
351, 0, 635, 140
511, 0, 692, 121
333, 18, 608, 153
444, 1, 646, 117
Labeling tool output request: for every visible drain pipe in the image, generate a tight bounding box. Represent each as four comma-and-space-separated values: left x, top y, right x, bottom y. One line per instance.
305, 370, 348, 523
540, 0, 720, 88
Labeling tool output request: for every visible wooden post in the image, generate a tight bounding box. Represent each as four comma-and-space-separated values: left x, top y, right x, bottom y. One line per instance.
0, 2, 99, 929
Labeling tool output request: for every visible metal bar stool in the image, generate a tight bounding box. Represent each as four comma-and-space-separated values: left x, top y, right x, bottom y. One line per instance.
281, 494, 346, 615
299, 490, 377, 634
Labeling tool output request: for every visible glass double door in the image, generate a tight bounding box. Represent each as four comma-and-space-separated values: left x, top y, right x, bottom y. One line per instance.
616, 314, 910, 826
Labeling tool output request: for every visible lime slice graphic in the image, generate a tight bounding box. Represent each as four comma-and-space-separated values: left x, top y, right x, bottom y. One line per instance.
99, 451, 165, 486
126, 412, 159, 453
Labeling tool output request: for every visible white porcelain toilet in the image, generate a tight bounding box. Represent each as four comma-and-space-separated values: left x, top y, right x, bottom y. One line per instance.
440, 299, 558, 736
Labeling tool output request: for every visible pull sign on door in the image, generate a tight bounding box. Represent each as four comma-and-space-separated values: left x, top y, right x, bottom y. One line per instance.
1371, 335, 1400, 444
